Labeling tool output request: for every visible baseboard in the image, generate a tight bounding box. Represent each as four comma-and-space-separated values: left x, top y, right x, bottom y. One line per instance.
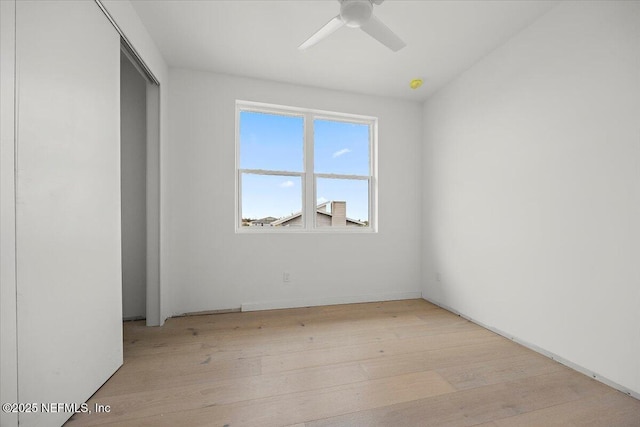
179, 307, 242, 317
122, 315, 146, 322
422, 295, 640, 401
241, 291, 422, 312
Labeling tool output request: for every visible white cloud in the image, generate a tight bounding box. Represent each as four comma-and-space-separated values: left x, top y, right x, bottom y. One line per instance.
317, 196, 328, 204
280, 180, 295, 188
332, 148, 351, 158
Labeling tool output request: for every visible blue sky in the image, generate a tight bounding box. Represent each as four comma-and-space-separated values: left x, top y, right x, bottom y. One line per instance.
240, 111, 370, 221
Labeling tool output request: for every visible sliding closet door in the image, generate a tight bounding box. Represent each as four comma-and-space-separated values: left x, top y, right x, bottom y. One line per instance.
16, 1, 122, 426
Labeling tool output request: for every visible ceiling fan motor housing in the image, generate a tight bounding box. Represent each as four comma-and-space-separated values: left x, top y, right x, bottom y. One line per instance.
340, 0, 373, 28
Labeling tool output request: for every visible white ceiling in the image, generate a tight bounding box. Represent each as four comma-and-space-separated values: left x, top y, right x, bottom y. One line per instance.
131, 0, 558, 101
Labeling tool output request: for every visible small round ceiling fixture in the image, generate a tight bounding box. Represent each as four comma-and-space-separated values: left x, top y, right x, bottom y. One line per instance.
410, 79, 423, 90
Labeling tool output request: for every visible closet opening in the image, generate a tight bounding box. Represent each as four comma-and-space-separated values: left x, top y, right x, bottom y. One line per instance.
120, 42, 161, 326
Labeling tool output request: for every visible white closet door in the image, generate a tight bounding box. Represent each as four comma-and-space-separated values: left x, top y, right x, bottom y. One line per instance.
16, 1, 123, 426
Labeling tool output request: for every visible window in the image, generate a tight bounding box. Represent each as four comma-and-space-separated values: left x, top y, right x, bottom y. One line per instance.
236, 101, 377, 232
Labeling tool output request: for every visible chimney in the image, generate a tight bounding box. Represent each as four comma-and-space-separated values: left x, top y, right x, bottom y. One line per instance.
331, 201, 346, 227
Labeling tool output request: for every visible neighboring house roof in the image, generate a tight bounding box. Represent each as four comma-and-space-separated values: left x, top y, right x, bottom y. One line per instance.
269, 213, 300, 226
271, 202, 365, 227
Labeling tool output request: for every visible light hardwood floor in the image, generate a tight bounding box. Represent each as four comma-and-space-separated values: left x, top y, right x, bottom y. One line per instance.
66, 299, 640, 426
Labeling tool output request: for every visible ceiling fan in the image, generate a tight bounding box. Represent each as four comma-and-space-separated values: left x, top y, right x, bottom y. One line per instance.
299, 0, 406, 52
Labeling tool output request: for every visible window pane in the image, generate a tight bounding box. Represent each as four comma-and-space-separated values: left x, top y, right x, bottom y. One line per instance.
240, 111, 303, 172
314, 119, 369, 175
241, 173, 303, 227
316, 178, 369, 227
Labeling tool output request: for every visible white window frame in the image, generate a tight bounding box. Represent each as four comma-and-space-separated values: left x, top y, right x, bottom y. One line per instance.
235, 100, 378, 233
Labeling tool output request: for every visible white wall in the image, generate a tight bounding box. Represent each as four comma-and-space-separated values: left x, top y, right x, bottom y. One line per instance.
121, 52, 147, 320
422, 0, 640, 396
168, 70, 423, 314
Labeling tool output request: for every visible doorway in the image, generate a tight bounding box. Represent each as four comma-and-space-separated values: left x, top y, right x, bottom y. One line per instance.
120, 44, 161, 326
121, 50, 147, 321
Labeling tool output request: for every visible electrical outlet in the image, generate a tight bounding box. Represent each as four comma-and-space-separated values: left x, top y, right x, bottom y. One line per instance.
283, 271, 291, 283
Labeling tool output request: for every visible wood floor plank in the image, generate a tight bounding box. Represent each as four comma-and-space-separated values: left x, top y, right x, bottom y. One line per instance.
388, 315, 479, 339
492, 390, 640, 426
306, 370, 613, 427
124, 323, 401, 360
435, 352, 566, 390
94, 355, 262, 397
359, 339, 529, 380
261, 329, 500, 374
123, 311, 427, 355
67, 363, 370, 426
88, 371, 455, 427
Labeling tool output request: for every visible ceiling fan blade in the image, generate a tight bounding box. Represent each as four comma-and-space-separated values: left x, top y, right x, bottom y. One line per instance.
298, 15, 345, 50
360, 15, 406, 52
